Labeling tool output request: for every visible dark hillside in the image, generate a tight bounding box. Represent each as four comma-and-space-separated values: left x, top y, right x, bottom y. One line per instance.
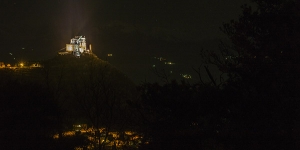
1, 54, 137, 128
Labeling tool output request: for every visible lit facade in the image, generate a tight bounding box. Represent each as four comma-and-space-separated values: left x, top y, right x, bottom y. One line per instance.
59, 35, 92, 57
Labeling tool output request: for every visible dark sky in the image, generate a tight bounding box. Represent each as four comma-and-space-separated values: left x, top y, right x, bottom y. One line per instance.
0, 0, 252, 83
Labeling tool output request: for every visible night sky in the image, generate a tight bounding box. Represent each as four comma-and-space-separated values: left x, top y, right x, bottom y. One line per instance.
0, 0, 252, 83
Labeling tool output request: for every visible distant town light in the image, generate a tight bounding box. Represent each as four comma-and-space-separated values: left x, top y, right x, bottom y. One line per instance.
165, 62, 175, 65
159, 57, 166, 61
108, 54, 113, 56
181, 74, 192, 79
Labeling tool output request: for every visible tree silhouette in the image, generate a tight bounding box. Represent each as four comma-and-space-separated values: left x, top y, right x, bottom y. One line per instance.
220, 0, 300, 90
71, 57, 138, 150
201, 0, 300, 149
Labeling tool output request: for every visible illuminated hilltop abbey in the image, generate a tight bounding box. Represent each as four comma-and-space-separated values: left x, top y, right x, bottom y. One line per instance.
59, 36, 92, 57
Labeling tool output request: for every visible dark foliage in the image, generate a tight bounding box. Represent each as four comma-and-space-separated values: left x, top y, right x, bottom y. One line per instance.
137, 81, 230, 149
199, 0, 300, 149
138, 0, 300, 149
